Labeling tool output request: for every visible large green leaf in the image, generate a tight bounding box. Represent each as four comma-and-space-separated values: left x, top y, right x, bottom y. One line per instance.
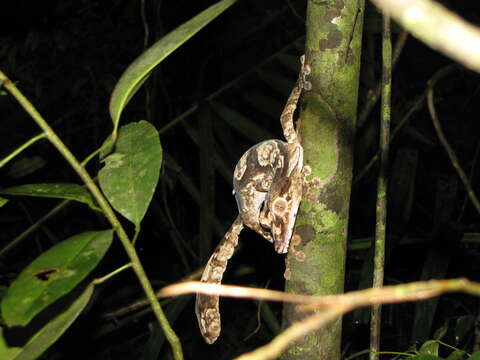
445, 350, 467, 360
0, 197, 8, 207
0, 284, 94, 360
1, 230, 113, 326
0, 183, 100, 211
469, 352, 480, 360
109, 0, 237, 136
98, 121, 162, 224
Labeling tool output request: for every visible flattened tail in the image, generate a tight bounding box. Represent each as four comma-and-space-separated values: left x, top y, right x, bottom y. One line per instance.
195, 215, 244, 344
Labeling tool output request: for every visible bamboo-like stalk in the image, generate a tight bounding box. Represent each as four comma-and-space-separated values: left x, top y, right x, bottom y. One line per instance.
370, 14, 392, 360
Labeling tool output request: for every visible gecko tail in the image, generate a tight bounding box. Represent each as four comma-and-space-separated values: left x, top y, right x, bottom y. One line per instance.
195, 215, 244, 344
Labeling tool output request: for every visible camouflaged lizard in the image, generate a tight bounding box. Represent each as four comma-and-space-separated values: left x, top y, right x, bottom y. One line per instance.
195, 55, 312, 344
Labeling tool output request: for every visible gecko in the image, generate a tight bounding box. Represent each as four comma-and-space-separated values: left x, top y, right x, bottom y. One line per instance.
195, 55, 312, 344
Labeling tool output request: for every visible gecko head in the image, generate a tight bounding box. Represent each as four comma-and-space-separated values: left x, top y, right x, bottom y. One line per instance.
260, 172, 303, 254
271, 197, 297, 254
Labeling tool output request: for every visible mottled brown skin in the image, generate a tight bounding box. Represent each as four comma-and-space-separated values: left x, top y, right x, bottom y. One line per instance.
195, 55, 311, 344
195, 216, 243, 344
233, 139, 303, 250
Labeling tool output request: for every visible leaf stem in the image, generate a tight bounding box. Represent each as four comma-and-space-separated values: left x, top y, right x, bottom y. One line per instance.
0, 199, 70, 258
0, 70, 183, 360
132, 225, 141, 246
0, 133, 47, 168
93, 263, 133, 285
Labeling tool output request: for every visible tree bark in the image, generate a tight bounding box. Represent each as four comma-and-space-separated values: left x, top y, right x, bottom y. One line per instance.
281, 1, 364, 359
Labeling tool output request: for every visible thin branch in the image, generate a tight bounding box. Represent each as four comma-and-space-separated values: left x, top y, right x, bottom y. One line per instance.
93, 263, 133, 285
458, 140, 480, 221
106, 267, 203, 318
0, 133, 47, 168
236, 306, 349, 360
159, 279, 480, 307
355, 64, 463, 184
357, 29, 408, 130
286, 0, 305, 24
159, 278, 480, 360
354, 89, 425, 183
160, 281, 316, 303
370, 13, 392, 360
0, 199, 71, 258
427, 68, 480, 216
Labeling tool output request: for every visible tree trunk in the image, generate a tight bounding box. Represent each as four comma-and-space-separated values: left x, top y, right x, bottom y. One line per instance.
281, 1, 364, 359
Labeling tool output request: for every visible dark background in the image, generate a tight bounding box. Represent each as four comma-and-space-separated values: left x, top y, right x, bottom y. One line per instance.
1, 0, 480, 359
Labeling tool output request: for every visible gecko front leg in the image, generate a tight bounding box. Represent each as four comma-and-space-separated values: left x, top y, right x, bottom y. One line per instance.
280, 54, 311, 144
258, 55, 311, 253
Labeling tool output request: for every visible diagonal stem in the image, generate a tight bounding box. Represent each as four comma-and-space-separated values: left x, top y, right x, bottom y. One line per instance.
0, 70, 183, 360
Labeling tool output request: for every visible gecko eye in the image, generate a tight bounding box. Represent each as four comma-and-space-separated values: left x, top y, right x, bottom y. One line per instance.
272, 198, 287, 215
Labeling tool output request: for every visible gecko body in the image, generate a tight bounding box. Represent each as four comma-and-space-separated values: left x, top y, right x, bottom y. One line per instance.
195, 55, 311, 344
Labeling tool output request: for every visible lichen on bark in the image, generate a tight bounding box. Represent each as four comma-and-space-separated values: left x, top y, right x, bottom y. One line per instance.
281, 1, 365, 359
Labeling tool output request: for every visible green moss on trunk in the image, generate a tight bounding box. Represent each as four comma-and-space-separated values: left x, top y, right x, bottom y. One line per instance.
281, 1, 364, 359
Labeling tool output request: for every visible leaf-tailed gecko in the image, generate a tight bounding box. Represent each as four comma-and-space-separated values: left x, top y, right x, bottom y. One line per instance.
195, 55, 312, 344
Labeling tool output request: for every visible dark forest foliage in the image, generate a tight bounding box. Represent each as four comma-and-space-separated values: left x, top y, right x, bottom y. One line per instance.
1, 1, 480, 359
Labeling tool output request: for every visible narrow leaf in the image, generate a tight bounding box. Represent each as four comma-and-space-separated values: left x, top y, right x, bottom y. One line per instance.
412, 356, 443, 360
445, 350, 466, 360
109, 0, 237, 134
0, 285, 94, 360
1, 230, 113, 326
419, 340, 439, 356
211, 102, 274, 142
6, 156, 46, 179
98, 121, 162, 224
0, 183, 100, 212
0, 197, 8, 207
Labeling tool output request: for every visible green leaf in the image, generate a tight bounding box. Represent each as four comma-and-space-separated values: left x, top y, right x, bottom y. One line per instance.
412, 355, 444, 360
109, 0, 237, 135
0, 284, 94, 360
454, 315, 474, 342
468, 352, 480, 360
0, 197, 8, 207
0, 286, 7, 301
445, 350, 466, 360
0, 183, 101, 211
433, 323, 448, 340
1, 230, 113, 326
419, 340, 440, 356
6, 156, 46, 179
98, 121, 162, 224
